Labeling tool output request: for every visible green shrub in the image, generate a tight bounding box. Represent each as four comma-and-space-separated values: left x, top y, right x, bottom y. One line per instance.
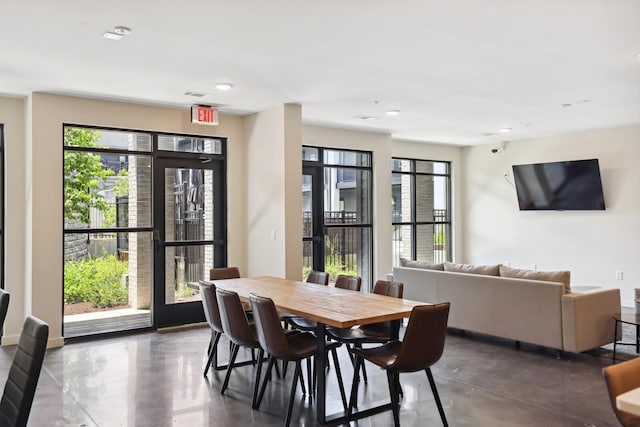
64, 255, 129, 308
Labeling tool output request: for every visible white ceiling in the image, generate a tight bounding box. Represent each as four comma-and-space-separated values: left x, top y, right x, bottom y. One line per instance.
2, 0, 639, 145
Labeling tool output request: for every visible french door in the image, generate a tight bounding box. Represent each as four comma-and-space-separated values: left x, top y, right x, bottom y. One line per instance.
153, 154, 226, 327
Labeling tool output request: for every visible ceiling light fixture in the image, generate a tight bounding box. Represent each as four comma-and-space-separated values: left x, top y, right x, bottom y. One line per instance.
103, 25, 132, 41
500, 127, 512, 133
215, 83, 234, 91
386, 109, 400, 116
354, 115, 377, 121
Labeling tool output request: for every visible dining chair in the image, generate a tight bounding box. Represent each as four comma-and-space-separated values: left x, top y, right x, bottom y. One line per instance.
216, 288, 264, 408
250, 293, 347, 426
348, 303, 451, 427
199, 281, 227, 375
326, 280, 404, 383
210, 266, 241, 280
0, 289, 9, 341
603, 357, 640, 427
0, 315, 49, 427
306, 270, 329, 286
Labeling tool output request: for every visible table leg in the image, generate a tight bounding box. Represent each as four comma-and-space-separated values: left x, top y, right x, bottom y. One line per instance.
315, 322, 327, 424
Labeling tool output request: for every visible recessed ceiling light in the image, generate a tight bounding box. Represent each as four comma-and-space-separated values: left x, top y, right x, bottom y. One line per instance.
354, 115, 377, 121
102, 31, 123, 40
184, 91, 206, 97
500, 128, 512, 133
215, 83, 234, 91
386, 109, 400, 116
113, 26, 132, 35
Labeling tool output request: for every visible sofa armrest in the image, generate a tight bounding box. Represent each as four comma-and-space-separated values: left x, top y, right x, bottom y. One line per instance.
562, 288, 620, 353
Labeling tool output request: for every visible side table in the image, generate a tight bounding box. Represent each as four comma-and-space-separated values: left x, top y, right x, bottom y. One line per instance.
613, 312, 640, 360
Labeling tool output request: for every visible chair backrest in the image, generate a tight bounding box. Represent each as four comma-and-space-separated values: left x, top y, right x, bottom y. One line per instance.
335, 275, 362, 292
0, 315, 49, 427
216, 288, 256, 348
603, 357, 640, 426
0, 289, 9, 340
373, 280, 404, 298
391, 303, 450, 373
198, 282, 224, 334
362, 280, 404, 335
306, 270, 329, 286
210, 267, 241, 280
249, 293, 290, 360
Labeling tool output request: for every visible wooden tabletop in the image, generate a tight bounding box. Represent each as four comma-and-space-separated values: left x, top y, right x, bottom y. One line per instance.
205, 276, 427, 329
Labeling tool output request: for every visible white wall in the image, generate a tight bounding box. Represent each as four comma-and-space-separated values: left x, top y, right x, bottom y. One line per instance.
462, 124, 640, 306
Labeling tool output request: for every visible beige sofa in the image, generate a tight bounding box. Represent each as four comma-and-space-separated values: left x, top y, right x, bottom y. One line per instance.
392, 262, 621, 353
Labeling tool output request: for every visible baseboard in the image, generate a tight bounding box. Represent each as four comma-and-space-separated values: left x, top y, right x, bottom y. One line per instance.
1, 334, 19, 346
1, 334, 64, 348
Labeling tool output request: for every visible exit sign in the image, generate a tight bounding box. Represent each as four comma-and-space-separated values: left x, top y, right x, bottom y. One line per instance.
191, 105, 219, 126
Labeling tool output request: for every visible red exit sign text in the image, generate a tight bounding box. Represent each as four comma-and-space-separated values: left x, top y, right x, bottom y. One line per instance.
191, 105, 219, 126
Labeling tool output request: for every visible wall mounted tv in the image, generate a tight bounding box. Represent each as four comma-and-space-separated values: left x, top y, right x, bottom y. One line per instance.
512, 159, 605, 211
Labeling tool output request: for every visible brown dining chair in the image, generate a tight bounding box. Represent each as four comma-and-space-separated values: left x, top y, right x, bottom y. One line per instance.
603, 357, 640, 427
250, 293, 347, 427
0, 315, 49, 427
326, 280, 404, 383
334, 274, 362, 292
210, 266, 241, 280
306, 270, 329, 285
348, 303, 451, 427
216, 288, 264, 407
199, 281, 227, 375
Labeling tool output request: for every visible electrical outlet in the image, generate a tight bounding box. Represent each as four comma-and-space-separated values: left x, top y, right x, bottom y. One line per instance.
616, 271, 623, 280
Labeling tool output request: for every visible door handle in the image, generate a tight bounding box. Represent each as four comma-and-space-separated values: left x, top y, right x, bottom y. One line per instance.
199, 156, 212, 164
153, 230, 161, 242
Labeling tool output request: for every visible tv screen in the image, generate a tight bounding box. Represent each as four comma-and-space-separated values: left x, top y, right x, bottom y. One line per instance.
512, 159, 605, 211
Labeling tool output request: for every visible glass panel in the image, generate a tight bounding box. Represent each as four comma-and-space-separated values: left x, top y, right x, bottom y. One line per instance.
416, 174, 436, 222
63, 231, 152, 337
64, 127, 151, 151
324, 227, 371, 291
158, 135, 222, 154
416, 224, 448, 263
164, 168, 214, 242
323, 149, 371, 167
165, 245, 213, 305
391, 173, 412, 223
391, 159, 412, 172
392, 225, 412, 266
302, 240, 313, 280
64, 153, 152, 229
302, 174, 312, 238
416, 160, 449, 174
324, 168, 371, 224
302, 146, 319, 161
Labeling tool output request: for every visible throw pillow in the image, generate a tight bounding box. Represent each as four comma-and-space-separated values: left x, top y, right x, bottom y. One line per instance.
399, 258, 445, 271
498, 265, 571, 293
443, 262, 500, 276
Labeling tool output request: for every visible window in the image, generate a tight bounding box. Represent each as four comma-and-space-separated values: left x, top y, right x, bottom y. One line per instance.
392, 158, 451, 265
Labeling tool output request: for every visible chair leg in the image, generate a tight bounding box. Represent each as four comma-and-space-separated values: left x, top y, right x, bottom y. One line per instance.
348, 355, 363, 415
330, 347, 348, 411
221, 343, 240, 394
256, 356, 276, 409
251, 349, 264, 409
204, 331, 222, 376
285, 361, 302, 427
426, 368, 448, 427
386, 371, 400, 427
355, 344, 369, 383
306, 357, 313, 398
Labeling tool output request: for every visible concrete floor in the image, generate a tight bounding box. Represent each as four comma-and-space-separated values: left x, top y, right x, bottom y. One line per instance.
0, 326, 626, 426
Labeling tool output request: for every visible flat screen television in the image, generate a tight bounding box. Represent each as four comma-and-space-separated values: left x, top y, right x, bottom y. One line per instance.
512, 159, 605, 211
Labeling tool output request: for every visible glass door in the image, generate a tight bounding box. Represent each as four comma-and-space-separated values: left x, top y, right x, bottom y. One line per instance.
153, 155, 226, 327
302, 166, 324, 276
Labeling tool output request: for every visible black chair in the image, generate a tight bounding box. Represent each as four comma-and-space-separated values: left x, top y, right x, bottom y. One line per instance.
0, 315, 49, 427
199, 282, 226, 375
250, 293, 347, 427
348, 303, 450, 427
0, 290, 9, 341
306, 270, 329, 286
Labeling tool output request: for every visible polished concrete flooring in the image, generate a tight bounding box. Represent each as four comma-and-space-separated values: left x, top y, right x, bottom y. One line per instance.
0, 325, 628, 426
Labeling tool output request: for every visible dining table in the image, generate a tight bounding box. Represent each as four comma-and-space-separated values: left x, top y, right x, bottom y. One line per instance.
209, 276, 427, 424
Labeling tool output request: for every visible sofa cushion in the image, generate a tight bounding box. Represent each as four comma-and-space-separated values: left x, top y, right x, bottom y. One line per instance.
443, 262, 500, 276
499, 265, 571, 292
399, 258, 445, 271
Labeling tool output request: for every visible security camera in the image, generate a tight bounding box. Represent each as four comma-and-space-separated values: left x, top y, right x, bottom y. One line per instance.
491, 148, 499, 154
